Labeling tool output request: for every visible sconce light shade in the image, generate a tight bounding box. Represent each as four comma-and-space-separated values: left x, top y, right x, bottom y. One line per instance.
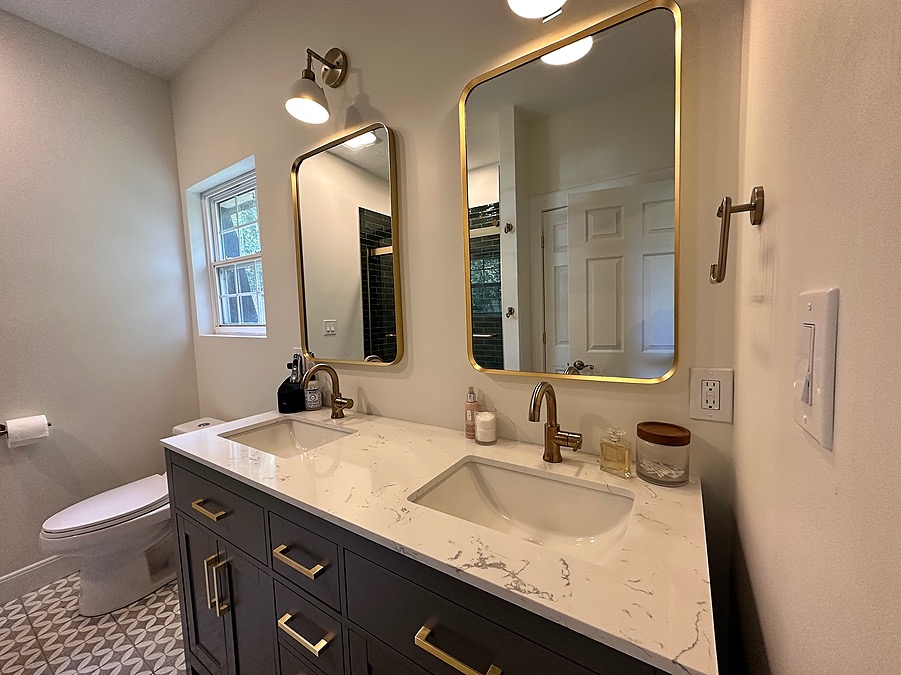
507, 0, 567, 19
286, 70, 330, 124
285, 48, 348, 125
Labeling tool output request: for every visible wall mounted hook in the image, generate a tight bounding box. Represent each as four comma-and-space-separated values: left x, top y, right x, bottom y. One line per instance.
710, 186, 765, 284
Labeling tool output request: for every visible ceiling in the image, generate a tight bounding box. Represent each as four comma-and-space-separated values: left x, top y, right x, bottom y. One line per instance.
0, 0, 256, 79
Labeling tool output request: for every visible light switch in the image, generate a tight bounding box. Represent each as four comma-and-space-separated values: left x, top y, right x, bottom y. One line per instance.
793, 289, 839, 449
323, 319, 337, 336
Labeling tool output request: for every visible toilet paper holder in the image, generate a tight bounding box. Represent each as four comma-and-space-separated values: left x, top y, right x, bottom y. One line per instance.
0, 421, 52, 437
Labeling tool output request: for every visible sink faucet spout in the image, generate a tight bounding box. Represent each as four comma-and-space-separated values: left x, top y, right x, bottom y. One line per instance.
528, 381, 582, 463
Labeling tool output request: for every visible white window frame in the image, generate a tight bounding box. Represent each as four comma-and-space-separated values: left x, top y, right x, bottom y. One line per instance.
201, 171, 266, 336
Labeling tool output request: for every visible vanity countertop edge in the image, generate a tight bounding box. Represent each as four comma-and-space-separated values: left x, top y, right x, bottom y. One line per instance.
162, 409, 717, 675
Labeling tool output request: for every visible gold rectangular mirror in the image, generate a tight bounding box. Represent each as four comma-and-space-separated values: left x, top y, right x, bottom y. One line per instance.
461, 1, 680, 383
292, 123, 403, 365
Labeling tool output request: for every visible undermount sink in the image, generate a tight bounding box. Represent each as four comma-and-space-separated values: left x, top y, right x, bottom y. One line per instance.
219, 416, 354, 458
409, 457, 634, 562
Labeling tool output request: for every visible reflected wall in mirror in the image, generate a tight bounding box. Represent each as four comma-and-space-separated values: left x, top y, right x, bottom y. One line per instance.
462, 1, 680, 383
292, 123, 402, 366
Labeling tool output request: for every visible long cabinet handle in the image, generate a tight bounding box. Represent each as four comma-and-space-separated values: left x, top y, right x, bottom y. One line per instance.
277, 613, 332, 657
202, 553, 219, 610
273, 544, 326, 580
211, 559, 229, 617
191, 499, 227, 522
414, 626, 502, 675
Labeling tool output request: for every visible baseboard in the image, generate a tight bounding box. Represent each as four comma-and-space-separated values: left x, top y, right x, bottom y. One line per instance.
0, 556, 79, 604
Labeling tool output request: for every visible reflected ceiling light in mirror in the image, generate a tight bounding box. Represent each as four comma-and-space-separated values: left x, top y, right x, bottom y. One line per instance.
540, 36, 593, 65
285, 47, 348, 124
343, 131, 378, 150
507, 0, 566, 20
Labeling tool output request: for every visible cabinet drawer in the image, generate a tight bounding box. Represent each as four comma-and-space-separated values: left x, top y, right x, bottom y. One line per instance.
345, 552, 596, 675
279, 642, 327, 675
269, 513, 340, 611
171, 464, 266, 563
275, 582, 344, 675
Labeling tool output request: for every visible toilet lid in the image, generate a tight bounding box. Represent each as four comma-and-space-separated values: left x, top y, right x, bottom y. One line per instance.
42, 474, 169, 537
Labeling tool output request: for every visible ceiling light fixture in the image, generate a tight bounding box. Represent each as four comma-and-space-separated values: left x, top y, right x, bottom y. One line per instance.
285, 47, 348, 124
506, 0, 567, 20
540, 36, 593, 65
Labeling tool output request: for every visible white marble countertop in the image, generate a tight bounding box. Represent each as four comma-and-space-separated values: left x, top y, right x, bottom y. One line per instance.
162, 410, 716, 675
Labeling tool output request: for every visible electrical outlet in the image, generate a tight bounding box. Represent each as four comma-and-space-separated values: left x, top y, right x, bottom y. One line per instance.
323, 319, 337, 336
701, 379, 720, 410
690, 367, 733, 423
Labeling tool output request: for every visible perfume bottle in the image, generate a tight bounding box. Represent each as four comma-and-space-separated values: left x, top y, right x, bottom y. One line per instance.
600, 428, 633, 478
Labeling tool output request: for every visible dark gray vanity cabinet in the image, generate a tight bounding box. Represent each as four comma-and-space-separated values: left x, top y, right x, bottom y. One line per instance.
175, 514, 277, 675
167, 450, 666, 675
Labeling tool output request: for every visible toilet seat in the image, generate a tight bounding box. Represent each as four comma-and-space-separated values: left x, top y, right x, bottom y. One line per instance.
41, 474, 169, 539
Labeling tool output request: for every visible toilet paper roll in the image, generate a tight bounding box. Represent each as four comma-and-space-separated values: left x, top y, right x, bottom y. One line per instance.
5, 415, 49, 448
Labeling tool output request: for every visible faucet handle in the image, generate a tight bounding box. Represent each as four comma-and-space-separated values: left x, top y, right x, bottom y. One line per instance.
331, 394, 354, 419
555, 430, 582, 451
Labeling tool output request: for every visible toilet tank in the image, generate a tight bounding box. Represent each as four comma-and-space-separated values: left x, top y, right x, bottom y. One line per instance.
172, 417, 226, 435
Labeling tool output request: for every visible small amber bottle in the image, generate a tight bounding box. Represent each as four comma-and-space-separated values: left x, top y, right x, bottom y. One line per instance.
600, 428, 633, 478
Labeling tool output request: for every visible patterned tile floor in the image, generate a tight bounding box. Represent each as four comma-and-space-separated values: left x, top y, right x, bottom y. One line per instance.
0, 574, 185, 674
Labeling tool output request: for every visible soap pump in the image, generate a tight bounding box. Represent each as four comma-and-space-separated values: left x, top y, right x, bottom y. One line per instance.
277, 350, 306, 413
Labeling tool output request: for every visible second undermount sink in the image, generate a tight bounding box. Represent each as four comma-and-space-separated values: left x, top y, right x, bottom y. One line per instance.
409, 457, 634, 562
219, 416, 354, 458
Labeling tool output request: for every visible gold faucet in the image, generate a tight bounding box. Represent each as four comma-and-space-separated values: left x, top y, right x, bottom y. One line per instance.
301, 364, 354, 419
528, 381, 582, 463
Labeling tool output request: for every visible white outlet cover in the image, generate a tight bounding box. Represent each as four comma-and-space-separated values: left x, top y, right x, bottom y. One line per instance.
690, 367, 734, 423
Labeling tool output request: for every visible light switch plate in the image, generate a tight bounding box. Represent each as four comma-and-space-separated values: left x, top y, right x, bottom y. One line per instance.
323, 319, 337, 336
690, 367, 733, 423
793, 288, 839, 449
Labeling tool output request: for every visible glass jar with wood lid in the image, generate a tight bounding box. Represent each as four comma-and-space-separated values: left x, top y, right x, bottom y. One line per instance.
635, 422, 691, 486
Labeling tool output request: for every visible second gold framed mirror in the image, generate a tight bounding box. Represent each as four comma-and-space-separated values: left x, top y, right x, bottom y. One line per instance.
461, 0, 680, 383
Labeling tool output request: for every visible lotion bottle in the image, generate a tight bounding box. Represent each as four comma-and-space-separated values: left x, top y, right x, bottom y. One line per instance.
464, 386, 478, 439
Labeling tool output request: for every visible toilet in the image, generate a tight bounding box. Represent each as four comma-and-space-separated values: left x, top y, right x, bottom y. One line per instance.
39, 417, 225, 616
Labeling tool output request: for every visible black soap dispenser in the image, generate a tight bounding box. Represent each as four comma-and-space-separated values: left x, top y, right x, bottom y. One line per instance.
277, 351, 306, 413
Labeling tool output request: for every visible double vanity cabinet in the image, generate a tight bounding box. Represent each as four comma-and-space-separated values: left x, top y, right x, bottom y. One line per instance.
163, 411, 717, 675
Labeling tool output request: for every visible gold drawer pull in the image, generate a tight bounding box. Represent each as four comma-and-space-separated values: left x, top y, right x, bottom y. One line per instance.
277, 612, 332, 657
202, 553, 219, 610
191, 498, 227, 522
414, 626, 502, 675
273, 544, 326, 580
211, 559, 229, 617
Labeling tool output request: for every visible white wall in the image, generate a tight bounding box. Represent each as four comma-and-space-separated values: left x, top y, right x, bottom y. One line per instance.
0, 12, 199, 588
733, 0, 901, 672
529, 77, 675, 195
299, 153, 389, 360
171, 0, 742, 653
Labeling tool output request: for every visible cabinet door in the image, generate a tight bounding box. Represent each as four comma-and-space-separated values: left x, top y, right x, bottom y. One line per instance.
219, 544, 278, 675
349, 631, 428, 675
177, 516, 229, 675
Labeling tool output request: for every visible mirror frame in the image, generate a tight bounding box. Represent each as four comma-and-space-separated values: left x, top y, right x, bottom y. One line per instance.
459, 0, 681, 384
291, 122, 404, 367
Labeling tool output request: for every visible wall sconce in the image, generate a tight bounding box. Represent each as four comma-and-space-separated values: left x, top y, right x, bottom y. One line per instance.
285, 47, 348, 124
507, 0, 567, 21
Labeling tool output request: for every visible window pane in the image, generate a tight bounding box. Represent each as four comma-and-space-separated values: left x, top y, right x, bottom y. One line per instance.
218, 266, 236, 294
221, 296, 239, 325
240, 295, 260, 323
256, 292, 266, 323
255, 260, 264, 291
236, 190, 258, 225
236, 262, 257, 293
238, 224, 261, 256
220, 230, 240, 259
218, 198, 237, 230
